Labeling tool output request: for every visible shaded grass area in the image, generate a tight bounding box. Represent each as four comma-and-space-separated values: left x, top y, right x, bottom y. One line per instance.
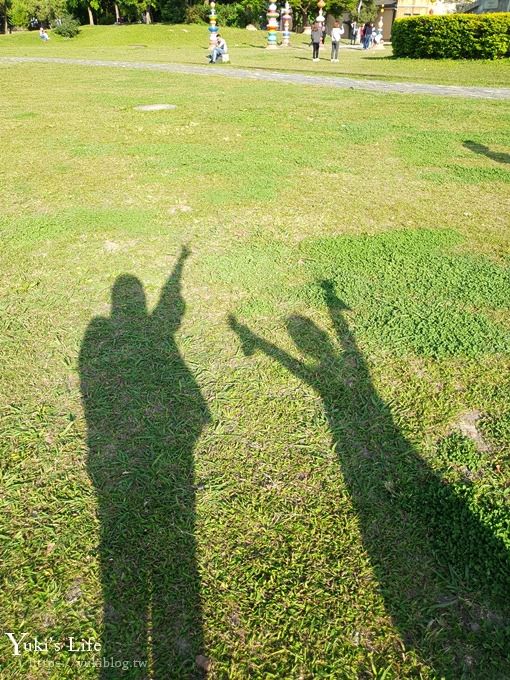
0, 63, 509, 679
1, 23, 510, 87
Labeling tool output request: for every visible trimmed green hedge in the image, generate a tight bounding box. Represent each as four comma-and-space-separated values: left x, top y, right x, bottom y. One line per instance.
391, 13, 510, 59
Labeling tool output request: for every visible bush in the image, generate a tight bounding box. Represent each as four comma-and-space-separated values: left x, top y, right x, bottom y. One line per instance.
161, 0, 186, 24
52, 14, 81, 38
185, 0, 263, 28
98, 13, 116, 25
391, 13, 510, 60
185, 4, 209, 24
216, 3, 245, 27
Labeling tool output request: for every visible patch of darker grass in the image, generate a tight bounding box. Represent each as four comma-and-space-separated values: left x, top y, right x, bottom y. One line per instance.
214, 229, 509, 359
298, 229, 510, 359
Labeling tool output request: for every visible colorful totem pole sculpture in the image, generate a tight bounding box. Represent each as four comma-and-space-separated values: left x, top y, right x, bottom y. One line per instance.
376, 4, 385, 44
209, 0, 218, 48
266, 1, 279, 48
281, 1, 291, 47
316, 0, 325, 33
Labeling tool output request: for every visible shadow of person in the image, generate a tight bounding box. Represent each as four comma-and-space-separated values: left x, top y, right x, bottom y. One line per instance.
464, 140, 510, 165
229, 281, 510, 677
80, 246, 210, 679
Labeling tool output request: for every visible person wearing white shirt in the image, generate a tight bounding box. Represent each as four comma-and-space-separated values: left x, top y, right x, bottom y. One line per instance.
330, 21, 344, 62
209, 34, 228, 64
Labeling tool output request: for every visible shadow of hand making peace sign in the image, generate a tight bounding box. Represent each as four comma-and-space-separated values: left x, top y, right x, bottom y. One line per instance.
80, 246, 209, 679
229, 281, 510, 677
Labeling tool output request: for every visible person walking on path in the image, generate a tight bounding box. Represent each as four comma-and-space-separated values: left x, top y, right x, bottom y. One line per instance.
330, 21, 344, 62
311, 23, 322, 62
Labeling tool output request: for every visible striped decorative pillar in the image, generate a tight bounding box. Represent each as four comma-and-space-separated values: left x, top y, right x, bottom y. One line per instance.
281, 1, 291, 47
266, 1, 279, 48
209, 1, 218, 48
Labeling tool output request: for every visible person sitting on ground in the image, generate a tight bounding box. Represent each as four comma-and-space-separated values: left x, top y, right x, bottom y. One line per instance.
39, 26, 49, 41
208, 34, 228, 64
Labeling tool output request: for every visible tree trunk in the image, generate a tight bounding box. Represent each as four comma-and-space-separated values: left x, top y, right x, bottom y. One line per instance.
298, 5, 311, 32
114, 2, 120, 22
87, 5, 94, 25
2, 1, 8, 34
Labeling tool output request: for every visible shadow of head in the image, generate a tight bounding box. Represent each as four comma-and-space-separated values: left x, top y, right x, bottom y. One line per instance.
111, 274, 147, 322
283, 281, 351, 359
286, 315, 334, 360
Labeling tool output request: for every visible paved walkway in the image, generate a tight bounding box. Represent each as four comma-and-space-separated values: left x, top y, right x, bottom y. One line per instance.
2, 56, 510, 100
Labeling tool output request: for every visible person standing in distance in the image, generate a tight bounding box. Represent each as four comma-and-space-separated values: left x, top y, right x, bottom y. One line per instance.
311, 23, 322, 62
330, 21, 344, 62
363, 22, 373, 49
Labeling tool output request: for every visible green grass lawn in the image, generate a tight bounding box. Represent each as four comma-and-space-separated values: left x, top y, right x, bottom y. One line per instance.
1, 23, 510, 87
0, 35, 510, 680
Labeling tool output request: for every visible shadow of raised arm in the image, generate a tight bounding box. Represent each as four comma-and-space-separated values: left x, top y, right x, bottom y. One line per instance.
320, 280, 355, 352
228, 314, 309, 385
151, 245, 191, 331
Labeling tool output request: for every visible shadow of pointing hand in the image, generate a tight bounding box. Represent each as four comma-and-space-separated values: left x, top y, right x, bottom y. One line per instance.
319, 279, 350, 311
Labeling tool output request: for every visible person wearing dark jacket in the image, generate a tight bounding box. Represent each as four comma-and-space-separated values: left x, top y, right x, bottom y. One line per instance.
311, 23, 322, 61
362, 22, 373, 49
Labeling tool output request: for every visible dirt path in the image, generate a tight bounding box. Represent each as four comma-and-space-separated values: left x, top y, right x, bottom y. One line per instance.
2, 55, 510, 99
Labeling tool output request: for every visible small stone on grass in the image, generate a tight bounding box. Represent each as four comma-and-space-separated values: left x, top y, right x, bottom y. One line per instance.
456, 410, 489, 452
168, 205, 192, 214
196, 654, 212, 672
134, 104, 177, 112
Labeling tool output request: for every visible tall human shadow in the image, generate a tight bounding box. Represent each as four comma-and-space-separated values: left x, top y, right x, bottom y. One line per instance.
80, 246, 210, 679
463, 140, 510, 165
229, 282, 510, 678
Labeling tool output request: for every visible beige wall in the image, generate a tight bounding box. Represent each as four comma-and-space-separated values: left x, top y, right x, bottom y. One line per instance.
378, 8, 396, 40
395, 0, 436, 17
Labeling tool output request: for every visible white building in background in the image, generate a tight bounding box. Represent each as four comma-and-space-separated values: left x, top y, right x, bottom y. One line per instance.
460, 0, 510, 12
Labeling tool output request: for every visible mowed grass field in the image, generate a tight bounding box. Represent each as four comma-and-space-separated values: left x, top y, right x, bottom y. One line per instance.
1, 23, 510, 87
1, 28, 510, 680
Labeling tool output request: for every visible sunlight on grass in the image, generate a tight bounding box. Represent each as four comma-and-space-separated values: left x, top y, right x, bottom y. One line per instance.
0, 51, 509, 680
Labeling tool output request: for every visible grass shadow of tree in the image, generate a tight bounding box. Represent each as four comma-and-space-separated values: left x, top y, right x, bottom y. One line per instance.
79, 247, 209, 679
229, 280, 510, 678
